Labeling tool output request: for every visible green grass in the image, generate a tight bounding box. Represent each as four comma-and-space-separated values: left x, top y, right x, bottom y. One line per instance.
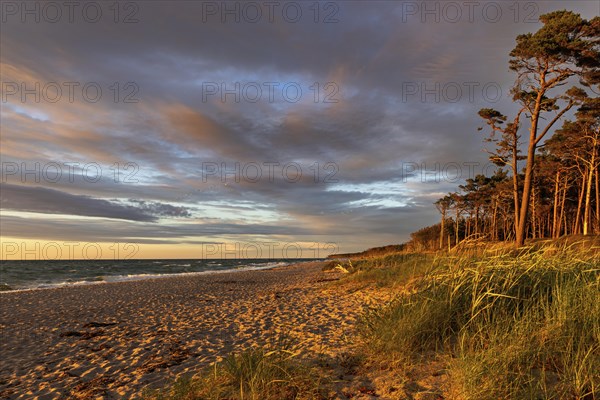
326, 253, 435, 288
142, 337, 327, 400
361, 245, 600, 399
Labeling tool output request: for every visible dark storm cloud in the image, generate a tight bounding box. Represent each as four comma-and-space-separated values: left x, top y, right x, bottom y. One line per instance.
0, 184, 192, 222
128, 200, 191, 218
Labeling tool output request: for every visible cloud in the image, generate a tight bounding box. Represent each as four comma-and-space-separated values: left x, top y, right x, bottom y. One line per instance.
129, 200, 191, 218
1, 1, 597, 251
0, 184, 191, 222
0, 214, 313, 244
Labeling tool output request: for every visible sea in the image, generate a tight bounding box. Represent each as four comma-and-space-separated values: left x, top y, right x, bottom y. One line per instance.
0, 258, 317, 292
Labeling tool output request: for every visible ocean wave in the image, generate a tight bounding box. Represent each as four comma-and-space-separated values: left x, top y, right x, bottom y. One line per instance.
0, 261, 293, 293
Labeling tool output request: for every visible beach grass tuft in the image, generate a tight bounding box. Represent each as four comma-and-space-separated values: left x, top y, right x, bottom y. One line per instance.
142, 336, 327, 400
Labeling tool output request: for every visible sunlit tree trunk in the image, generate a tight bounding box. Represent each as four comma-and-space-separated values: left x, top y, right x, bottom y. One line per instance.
492, 198, 498, 241
583, 135, 598, 235
531, 186, 538, 239
516, 93, 542, 246
559, 176, 569, 236
552, 170, 560, 238
583, 165, 593, 235
439, 212, 446, 249
455, 209, 460, 246
594, 166, 600, 234
575, 171, 586, 235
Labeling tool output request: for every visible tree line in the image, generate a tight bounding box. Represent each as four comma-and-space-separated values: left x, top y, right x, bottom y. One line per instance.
415, 11, 599, 250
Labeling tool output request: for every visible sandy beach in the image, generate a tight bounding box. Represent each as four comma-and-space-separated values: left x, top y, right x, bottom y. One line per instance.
0, 262, 374, 399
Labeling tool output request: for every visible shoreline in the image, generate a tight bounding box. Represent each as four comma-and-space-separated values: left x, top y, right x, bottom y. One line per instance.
0, 259, 321, 294
0, 261, 364, 399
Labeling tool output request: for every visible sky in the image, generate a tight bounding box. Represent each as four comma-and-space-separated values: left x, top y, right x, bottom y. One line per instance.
1, 0, 599, 260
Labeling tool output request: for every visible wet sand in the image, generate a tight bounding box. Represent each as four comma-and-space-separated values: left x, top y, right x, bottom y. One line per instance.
0, 262, 369, 399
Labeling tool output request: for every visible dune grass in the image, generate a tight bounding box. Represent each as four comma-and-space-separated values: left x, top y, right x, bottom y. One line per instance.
142, 337, 327, 400
361, 244, 600, 399
143, 241, 599, 399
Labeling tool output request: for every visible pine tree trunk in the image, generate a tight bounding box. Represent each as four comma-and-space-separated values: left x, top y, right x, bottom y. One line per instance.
439, 209, 446, 249
559, 177, 568, 236
575, 170, 586, 235
517, 132, 538, 246
492, 199, 498, 241
512, 140, 521, 234
455, 209, 460, 246
531, 187, 537, 239
552, 170, 560, 238
594, 166, 600, 234
583, 146, 596, 235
